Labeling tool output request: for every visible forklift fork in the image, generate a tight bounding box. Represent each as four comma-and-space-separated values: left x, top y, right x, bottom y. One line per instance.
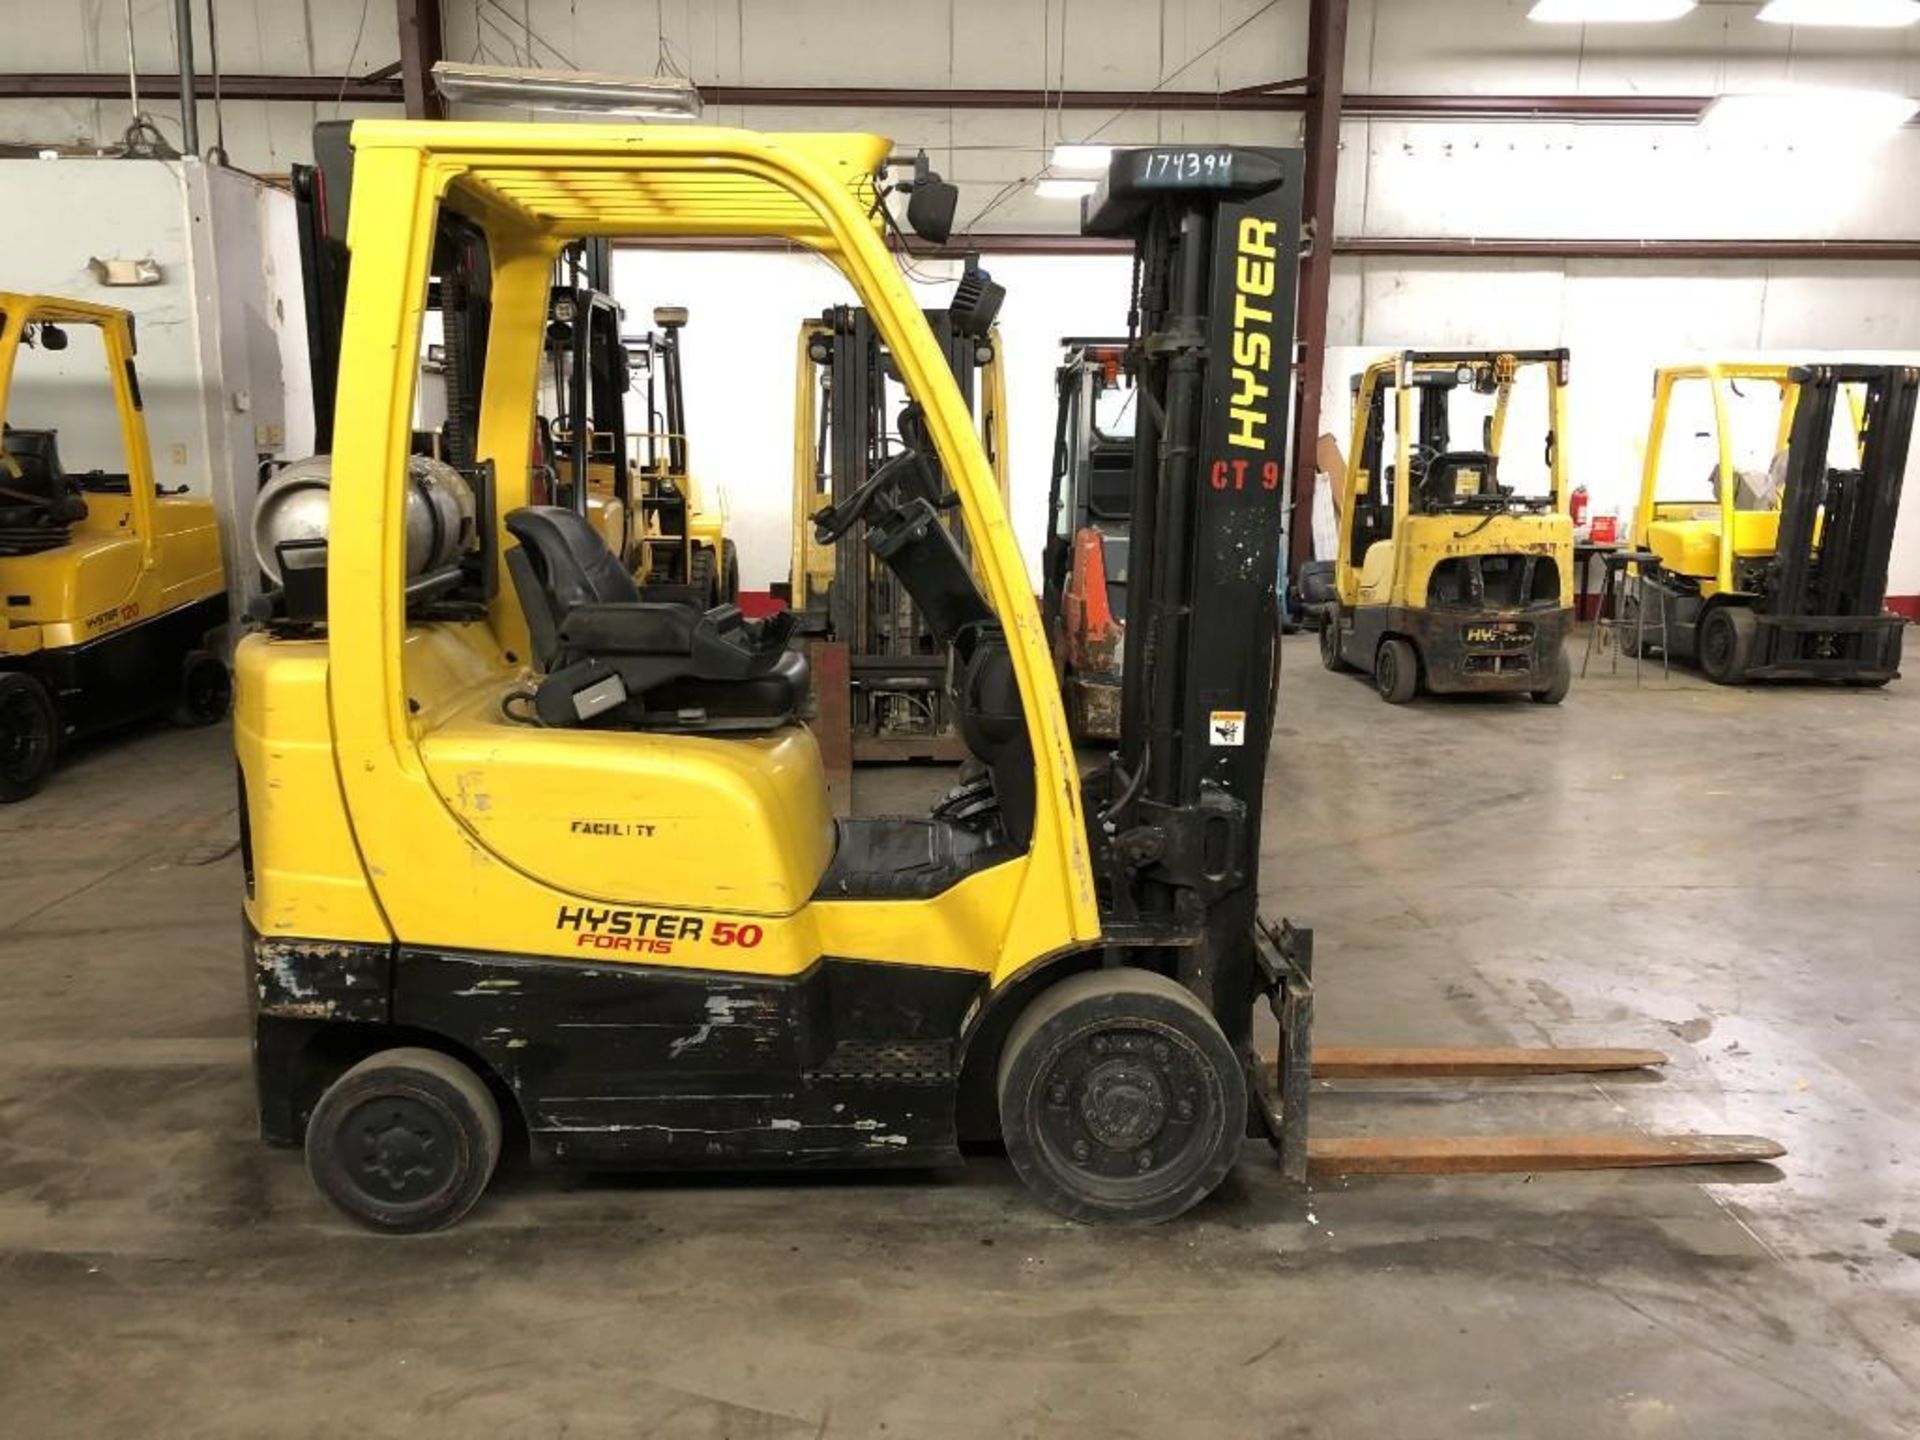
1249, 920, 1784, 1182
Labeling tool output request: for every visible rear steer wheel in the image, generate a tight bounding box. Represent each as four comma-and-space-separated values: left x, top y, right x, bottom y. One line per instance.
1698, 605, 1756, 686
0, 672, 58, 803
1374, 636, 1419, 704
721, 539, 741, 606
998, 968, 1246, 1225
305, 1047, 502, 1234
1530, 646, 1571, 705
172, 649, 233, 727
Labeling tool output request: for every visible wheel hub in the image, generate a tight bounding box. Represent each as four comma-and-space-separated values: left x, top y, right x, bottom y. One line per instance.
344, 1099, 452, 1200
1079, 1059, 1167, 1150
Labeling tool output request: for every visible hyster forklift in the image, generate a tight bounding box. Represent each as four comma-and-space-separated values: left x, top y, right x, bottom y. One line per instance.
540, 254, 736, 607
1629, 362, 1914, 685
621, 303, 736, 608
1043, 338, 1135, 742
786, 293, 1007, 766
238, 117, 1779, 1233
0, 294, 229, 801
1321, 350, 1575, 704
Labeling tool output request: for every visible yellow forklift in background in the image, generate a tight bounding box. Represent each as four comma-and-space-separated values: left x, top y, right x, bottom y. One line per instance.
786, 289, 1007, 768
239, 113, 1778, 1234
1629, 362, 1914, 685
0, 294, 228, 801
1321, 349, 1574, 704
542, 242, 736, 608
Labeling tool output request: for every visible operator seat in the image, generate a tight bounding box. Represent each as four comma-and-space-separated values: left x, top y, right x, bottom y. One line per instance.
504, 505, 806, 732
0, 427, 87, 554
1417, 451, 1497, 511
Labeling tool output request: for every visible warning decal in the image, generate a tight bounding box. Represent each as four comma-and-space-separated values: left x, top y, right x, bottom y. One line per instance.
1209, 710, 1247, 747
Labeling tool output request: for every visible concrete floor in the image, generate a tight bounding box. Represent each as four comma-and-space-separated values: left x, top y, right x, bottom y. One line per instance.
1, 635, 1916, 1438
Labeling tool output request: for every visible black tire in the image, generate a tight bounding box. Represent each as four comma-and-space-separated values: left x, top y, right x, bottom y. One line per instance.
689, 545, 719, 609
1617, 591, 1642, 659
998, 968, 1246, 1225
1530, 646, 1571, 705
721, 539, 741, 607
0, 671, 58, 803
1699, 605, 1755, 686
171, 649, 233, 727
304, 1047, 503, 1234
1319, 607, 1349, 672
1374, 636, 1418, 704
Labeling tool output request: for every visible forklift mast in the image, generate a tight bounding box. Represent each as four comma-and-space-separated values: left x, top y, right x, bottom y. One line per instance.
1082, 148, 1304, 1043
1769, 364, 1917, 637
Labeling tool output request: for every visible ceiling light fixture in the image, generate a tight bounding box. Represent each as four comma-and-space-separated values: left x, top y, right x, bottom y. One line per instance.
1702, 85, 1919, 135
431, 62, 704, 119
1758, 0, 1920, 26
1034, 177, 1099, 199
1050, 144, 1114, 172
1527, 0, 1695, 22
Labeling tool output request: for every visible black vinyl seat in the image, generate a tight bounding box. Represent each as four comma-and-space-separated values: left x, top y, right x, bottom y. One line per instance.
504, 505, 806, 732
1417, 450, 1498, 511
0, 427, 88, 555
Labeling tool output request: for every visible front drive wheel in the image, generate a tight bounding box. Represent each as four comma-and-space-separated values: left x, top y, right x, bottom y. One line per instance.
0, 671, 58, 803
1374, 636, 1419, 704
998, 968, 1247, 1225
1699, 605, 1756, 686
305, 1047, 502, 1234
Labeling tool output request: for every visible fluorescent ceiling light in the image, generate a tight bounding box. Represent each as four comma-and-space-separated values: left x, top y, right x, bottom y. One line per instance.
1703, 86, 1919, 135
1528, 0, 1695, 21
1034, 178, 1098, 199
431, 62, 703, 119
1758, 0, 1920, 25
1050, 144, 1113, 171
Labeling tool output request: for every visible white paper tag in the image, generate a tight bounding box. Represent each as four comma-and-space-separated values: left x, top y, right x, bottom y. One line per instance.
1208, 709, 1247, 747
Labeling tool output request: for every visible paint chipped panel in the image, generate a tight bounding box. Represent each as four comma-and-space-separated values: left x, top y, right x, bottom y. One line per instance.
252, 937, 391, 1022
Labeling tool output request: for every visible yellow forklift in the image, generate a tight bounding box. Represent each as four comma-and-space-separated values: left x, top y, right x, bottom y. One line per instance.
1321, 350, 1575, 704
622, 302, 736, 609
0, 294, 228, 801
785, 290, 1007, 766
1629, 362, 1914, 685
238, 115, 1778, 1233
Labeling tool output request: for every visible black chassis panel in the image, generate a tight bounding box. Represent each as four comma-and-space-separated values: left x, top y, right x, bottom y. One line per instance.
247, 924, 987, 1169
1, 592, 228, 739
1339, 602, 1570, 694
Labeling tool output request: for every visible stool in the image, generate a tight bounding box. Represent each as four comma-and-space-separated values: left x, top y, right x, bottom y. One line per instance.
1581, 550, 1671, 684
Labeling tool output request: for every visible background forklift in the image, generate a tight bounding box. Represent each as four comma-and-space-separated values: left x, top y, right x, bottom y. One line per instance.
784, 289, 1006, 780
620, 300, 736, 608
240, 116, 1778, 1235
1321, 350, 1575, 704
1043, 338, 1135, 743
1629, 362, 1914, 685
0, 294, 229, 801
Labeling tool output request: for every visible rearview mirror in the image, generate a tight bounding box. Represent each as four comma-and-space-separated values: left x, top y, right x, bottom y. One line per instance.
904, 152, 959, 245
38, 323, 68, 352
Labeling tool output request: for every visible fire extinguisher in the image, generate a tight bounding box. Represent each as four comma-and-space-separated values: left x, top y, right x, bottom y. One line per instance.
1570, 484, 1590, 530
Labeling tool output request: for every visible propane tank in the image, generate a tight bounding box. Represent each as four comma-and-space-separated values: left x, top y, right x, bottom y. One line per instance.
253, 453, 476, 584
